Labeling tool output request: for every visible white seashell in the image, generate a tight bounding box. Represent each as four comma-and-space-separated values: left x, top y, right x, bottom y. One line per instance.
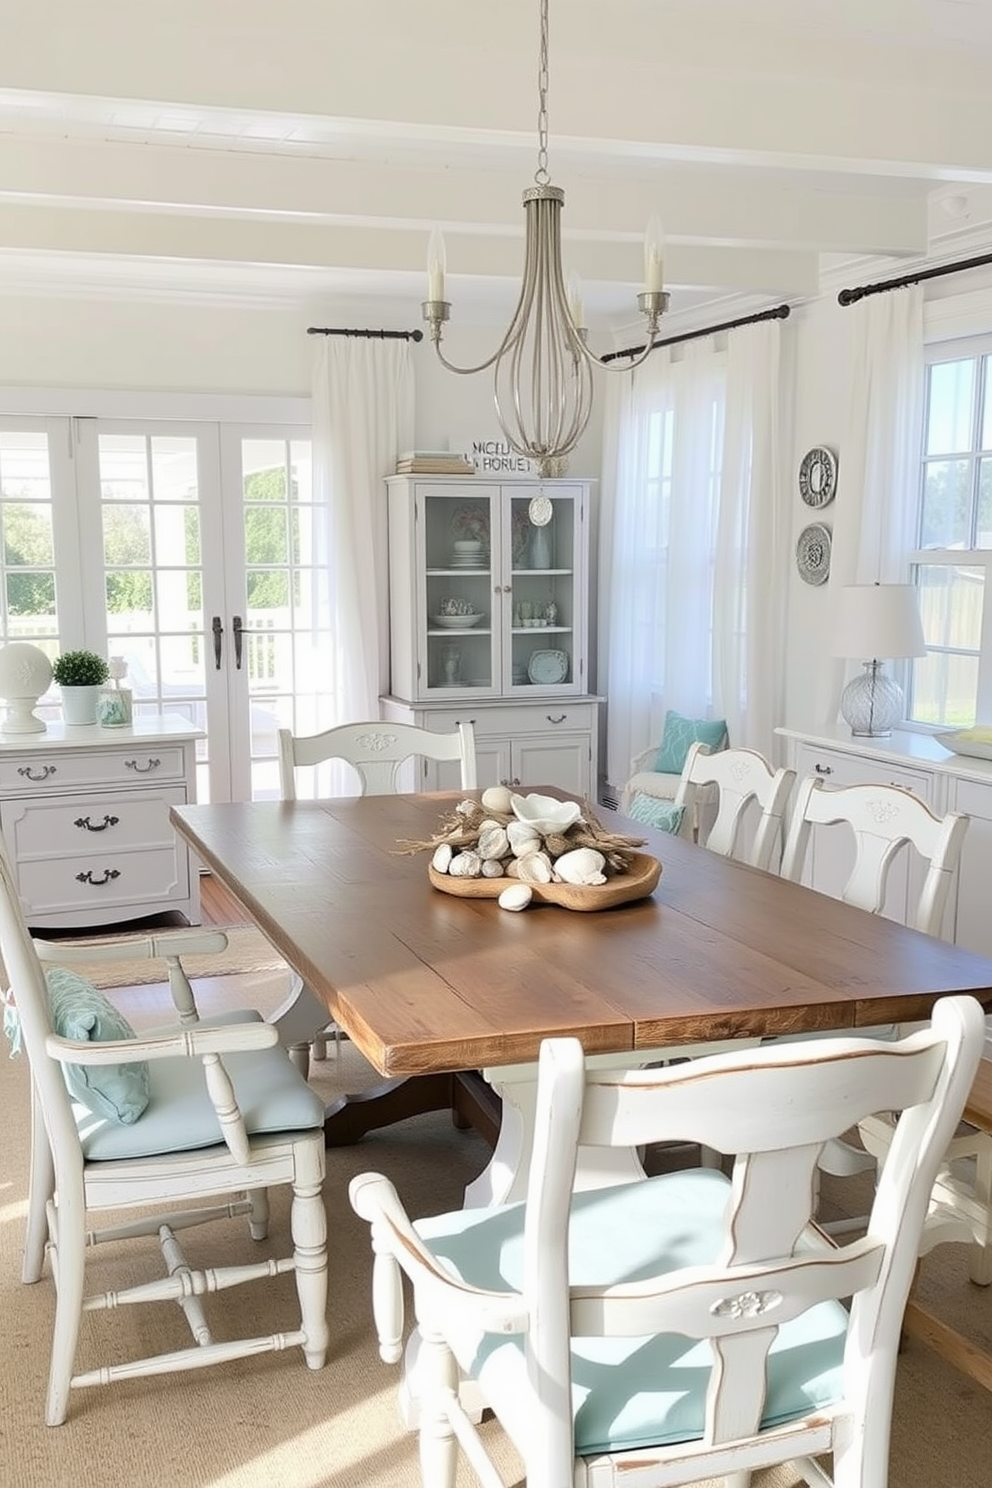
448, 850, 482, 878
510, 792, 583, 836
481, 858, 507, 878
516, 851, 553, 884
498, 883, 533, 912
481, 785, 514, 814
505, 858, 521, 877
455, 798, 477, 818
552, 847, 607, 885
507, 820, 542, 856
432, 842, 453, 873
478, 823, 510, 860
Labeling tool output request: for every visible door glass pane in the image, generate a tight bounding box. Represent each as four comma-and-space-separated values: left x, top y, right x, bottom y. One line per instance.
0, 432, 60, 659
240, 437, 323, 799
97, 433, 207, 737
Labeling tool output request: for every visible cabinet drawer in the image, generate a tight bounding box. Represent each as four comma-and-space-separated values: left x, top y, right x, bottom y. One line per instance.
0, 745, 187, 794
950, 777, 992, 819
450, 703, 595, 739
15, 846, 189, 920
1, 786, 187, 859
794, 745, 932, 799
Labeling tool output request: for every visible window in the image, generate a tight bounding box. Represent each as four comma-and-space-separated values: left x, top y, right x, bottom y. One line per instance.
910, 340, 992, 727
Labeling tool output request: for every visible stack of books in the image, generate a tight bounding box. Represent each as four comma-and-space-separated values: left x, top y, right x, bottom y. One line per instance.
396, 450, 475, 475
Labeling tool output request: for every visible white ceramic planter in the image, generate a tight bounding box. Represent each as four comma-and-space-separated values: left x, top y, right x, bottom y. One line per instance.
60, 684, 102, 726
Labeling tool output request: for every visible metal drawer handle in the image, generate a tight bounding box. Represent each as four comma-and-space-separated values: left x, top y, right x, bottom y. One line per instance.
17, 764, 56, 782
74, 814, 120, 832
75, 868, 121, 886
814, 764, 833, 775
125, 757, 161, 773
546, 713, 567, 725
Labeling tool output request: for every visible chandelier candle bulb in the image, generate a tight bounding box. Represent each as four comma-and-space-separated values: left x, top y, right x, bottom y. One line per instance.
427, 226, 446, 304
567, 271, 584, 328
645, 215, 665, 293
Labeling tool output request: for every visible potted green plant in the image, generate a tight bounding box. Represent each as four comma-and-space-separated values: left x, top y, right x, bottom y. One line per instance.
52, 649, 110, 726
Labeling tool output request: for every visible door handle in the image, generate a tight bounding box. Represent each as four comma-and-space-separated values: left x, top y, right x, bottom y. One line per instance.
233, 615, 244, 670
212, 615, 223, 669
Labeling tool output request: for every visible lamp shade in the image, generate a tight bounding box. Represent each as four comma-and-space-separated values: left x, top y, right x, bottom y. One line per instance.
830, 583, 926, 661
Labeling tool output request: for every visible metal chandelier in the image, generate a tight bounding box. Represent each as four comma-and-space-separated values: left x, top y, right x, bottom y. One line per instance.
422, 0, 669, 478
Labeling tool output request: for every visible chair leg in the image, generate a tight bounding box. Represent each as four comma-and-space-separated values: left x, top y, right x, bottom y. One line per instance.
45, 1200, 86, 1426
247, 1187, 270, 1241
287, 1043, 311, 1076
418, 1331, 460, 1488
23, 1091, 53, 1284
290, 1155, 329, 1370
968, 1141, 992, 1285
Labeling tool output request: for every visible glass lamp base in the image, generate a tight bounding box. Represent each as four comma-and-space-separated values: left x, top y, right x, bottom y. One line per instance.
840, 662, 904, 738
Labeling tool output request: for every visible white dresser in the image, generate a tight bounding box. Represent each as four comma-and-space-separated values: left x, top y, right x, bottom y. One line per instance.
777, 724, 992, 961
0, 714, 202, 929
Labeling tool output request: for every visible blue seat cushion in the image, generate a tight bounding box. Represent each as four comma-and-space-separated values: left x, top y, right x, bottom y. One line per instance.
76, 1010, 326, 1160
626, 794, 686, 834
416, 1168, 846, 1458
655, 711, 728, 774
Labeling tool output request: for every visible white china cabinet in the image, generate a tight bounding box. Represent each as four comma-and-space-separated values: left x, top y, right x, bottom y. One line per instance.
382, 477, 601, 797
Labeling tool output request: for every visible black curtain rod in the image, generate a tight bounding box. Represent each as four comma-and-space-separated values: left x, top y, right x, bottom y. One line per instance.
306, 326, 424, 341
839, 249, 992, 306
600, 302, 791, 365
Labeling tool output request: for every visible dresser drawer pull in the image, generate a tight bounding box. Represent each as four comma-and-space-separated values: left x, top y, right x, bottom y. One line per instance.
75, 868, 121, 886
814, 764, 833, 775
74, 814, 120, 833
17, 764, 56, 782
546, 713, 567, 725
125, 757, 161, 774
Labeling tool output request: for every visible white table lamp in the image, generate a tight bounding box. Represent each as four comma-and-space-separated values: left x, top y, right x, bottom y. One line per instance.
831, 583, 926, 738
0, 641, 53, 734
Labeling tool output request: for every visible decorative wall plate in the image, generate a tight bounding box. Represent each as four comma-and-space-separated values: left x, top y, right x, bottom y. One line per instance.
527, 648, 569, 684
798, 446, 838, 508
528, 493, 553, 526
796, 522, 832, 585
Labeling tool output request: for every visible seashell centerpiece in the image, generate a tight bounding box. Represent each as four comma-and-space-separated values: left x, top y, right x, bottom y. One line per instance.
397, 788, 661, 913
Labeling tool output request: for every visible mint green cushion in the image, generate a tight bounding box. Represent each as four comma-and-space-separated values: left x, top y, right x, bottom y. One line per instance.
77, 1010, 326, 1161
626, 794, 685, 834
46, 967, 150, 1125
416, 1168, 847, 1457
655, 710, 727, 774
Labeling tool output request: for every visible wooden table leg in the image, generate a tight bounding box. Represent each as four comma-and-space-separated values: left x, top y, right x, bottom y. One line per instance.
322, 1071, 500, 1149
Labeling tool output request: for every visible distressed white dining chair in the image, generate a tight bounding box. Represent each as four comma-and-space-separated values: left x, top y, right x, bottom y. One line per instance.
277, 718, 477, 800
351, 999, 984, 1488
780, 775, 977, 1227
0, 840, 329, 1426
272, 718, 478, 1069
780, 775, 969, 936
677, 741, 796, 871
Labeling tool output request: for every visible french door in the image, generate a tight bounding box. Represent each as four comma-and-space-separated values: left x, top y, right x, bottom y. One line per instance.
0, 414, 330, 803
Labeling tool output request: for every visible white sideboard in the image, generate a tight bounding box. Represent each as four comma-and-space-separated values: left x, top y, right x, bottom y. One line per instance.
776, 724, 992, 961
0, 714, 203, 929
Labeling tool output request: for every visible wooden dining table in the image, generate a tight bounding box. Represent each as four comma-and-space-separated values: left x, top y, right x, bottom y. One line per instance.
171, 788, 992, 1144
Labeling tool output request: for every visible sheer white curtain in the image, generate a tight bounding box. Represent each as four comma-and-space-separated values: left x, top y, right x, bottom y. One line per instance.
713, 320, 785, 751
599, 321, 784, 789
311, 337, 414, 728
816, 285, 924, 724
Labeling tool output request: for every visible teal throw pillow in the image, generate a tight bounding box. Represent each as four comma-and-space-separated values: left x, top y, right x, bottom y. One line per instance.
626, 793, 686, 835
45, 967, 150, 1125
655, 710, 728, 774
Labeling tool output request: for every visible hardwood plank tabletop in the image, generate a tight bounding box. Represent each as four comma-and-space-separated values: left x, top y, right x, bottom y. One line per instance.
172, 792, 992, 1078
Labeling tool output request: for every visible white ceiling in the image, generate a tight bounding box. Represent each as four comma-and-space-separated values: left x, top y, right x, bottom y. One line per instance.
3, 1, 992, 337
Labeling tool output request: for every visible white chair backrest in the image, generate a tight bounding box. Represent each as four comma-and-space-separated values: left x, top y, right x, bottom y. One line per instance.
277, 719, 477, 799
675, 741, 795, 870
780, 775, 969, 936
522, 1002, 983, 1479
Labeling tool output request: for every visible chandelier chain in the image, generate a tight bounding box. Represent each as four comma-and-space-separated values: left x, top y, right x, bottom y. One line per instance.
535, 0, 550, 187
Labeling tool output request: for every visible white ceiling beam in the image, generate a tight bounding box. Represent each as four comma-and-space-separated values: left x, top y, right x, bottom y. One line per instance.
0, 202, 821, 297
0, 136, 928, 261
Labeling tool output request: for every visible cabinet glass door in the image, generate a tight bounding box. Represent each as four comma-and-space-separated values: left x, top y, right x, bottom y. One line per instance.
505, 485, 584, 694
422, 486, 499, 695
